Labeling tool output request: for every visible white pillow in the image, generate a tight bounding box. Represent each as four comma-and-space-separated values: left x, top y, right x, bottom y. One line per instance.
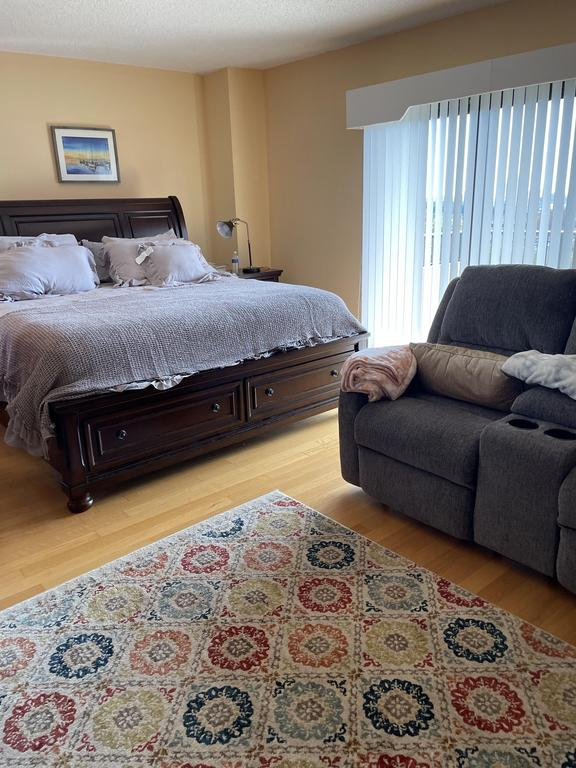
0, 233, 77, 251
81, 240, 110, 283
38, 233, 78, 245
143, 243, 214, 287
0, 245, 98, 301
105, 235, 208, 286
101, 229, 176, 244
102, 231, 182, 285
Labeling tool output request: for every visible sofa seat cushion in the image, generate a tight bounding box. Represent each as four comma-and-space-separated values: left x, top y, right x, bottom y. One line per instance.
354, 395, 501, 488
415, 392, 505, 420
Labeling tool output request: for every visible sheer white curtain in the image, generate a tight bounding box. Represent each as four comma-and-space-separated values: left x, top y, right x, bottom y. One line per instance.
362, 79, 576, 346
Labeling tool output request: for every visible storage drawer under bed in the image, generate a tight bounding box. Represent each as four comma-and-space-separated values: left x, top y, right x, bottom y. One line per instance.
84, 381, 243, 469
246, 353, 348, 420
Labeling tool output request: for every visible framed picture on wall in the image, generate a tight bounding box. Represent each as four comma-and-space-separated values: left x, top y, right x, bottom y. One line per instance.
51, 126, 120, 182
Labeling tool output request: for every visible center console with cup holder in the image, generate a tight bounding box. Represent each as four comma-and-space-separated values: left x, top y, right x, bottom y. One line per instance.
474, 415, 576, 578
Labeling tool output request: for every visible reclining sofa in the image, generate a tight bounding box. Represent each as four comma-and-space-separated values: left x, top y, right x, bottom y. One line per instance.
339, 264, 576, 593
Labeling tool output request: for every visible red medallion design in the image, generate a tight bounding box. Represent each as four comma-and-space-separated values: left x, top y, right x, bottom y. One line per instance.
287, 623, 348, 667
273, 500, 301, 507
3, 692, 77, 752
436, 579, 486, 608
297, 577, 353, 613
180, 544, 229, 574
0, 637, 36, 680
207, 625, 270, 671
450, 676, 526, 733
521, 622, 576, 659
242, 542, 294, 572
130, 629, 192, 675
120, 552, 169, 578
377, 756, 431, 768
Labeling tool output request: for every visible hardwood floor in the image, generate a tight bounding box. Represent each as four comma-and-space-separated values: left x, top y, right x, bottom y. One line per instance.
1, 410, 576, 643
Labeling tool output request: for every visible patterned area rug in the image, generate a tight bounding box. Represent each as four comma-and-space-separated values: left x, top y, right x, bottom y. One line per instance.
1, 492, 575, 767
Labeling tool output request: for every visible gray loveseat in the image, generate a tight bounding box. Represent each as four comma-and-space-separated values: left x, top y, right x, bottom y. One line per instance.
339, 264, 576, 593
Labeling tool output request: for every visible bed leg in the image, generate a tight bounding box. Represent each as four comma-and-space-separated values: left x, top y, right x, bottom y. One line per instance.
67, 488, 94, 514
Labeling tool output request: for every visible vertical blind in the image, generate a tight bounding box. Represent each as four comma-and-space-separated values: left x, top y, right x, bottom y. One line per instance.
362, 79, 576, 346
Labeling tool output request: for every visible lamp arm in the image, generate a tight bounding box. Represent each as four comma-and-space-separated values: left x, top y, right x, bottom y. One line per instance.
233, 218, 253, 268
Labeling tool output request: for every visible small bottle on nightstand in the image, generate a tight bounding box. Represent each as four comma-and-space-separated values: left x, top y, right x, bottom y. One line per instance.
231, 250, 240, 275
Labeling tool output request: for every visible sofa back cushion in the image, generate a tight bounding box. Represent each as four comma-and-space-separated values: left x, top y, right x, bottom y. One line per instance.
437, 265, 576, 354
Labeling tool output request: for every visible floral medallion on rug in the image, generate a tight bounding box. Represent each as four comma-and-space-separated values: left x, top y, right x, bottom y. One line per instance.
1, 491, 575, 767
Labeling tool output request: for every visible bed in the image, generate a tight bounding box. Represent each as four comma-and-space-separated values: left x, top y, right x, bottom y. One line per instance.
0, 196, 368, 512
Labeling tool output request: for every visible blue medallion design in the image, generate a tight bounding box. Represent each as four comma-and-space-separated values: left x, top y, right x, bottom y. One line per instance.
456, 747, 539, 767
563, 753, 576, 768
363, 678, 434, 736
154, 581, 216, 621
306, 540, 355, 570
202, 516, 245, 539
443, 617, 508, 663
365, 573, 428, 613
272, 679, 345, 743
48, 633, 114, 679
183, 685, 253, 745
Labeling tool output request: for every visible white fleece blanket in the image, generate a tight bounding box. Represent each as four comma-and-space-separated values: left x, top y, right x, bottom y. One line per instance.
502, 350, 576, 399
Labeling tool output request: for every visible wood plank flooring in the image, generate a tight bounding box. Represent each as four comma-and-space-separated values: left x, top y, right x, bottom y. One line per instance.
1, 410, 575, 643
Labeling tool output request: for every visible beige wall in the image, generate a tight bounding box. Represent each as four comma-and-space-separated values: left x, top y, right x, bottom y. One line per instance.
265, 0, 576, 314
202, 68, 271, 268
202, 69, 236, 264
0, 53, 270, 271
228, 68, 271, 269
2, 0, 576, 305
0, 52, 211, 252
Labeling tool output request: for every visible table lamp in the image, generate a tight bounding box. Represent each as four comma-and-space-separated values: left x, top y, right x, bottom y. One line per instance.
216, 218, 260, 273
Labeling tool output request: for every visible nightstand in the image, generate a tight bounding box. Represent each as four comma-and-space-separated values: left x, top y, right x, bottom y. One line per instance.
239, 268, 283, 282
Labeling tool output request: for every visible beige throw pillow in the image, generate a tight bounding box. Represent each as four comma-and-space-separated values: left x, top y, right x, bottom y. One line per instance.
410, 342, 522, 411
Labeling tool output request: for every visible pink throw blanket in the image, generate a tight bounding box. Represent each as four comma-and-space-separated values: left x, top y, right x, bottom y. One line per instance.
340, 345, 416, 402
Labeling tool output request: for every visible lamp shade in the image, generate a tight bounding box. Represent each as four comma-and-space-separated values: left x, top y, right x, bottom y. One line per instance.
216, 219, 235, 239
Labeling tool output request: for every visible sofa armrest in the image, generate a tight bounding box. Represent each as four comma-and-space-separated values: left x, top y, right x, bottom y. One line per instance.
559, 466, 576, 529
558, 467, 576, 592
511, 386, 576, 430
338, 391, 368, 486
474, 414, 576, 576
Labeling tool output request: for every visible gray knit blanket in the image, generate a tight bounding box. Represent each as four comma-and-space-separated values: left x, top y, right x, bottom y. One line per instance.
0, 279, 364, 457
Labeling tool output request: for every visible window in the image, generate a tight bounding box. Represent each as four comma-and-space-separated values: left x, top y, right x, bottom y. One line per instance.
362, 79, 576, 346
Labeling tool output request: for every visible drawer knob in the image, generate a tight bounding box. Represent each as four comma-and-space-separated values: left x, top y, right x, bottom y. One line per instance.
211, 403, 221, 413
265, 387, 275, 397
116, 428, 128, 441
330, 369, 339, 377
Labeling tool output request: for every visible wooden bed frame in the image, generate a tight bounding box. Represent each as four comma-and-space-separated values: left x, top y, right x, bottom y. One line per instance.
0, 197, 367, 512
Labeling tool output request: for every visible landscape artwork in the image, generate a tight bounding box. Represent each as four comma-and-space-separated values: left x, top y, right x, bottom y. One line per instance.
51, 127, 120, 182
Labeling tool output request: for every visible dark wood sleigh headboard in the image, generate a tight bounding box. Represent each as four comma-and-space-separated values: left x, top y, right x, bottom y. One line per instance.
0, 196, 188, 242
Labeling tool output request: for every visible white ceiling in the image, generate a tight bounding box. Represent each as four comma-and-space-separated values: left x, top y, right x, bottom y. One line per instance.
0, 0, 506, 73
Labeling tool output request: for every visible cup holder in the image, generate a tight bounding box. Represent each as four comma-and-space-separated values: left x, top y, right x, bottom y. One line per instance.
544, 428, 576, 441
508, 418, 539, 431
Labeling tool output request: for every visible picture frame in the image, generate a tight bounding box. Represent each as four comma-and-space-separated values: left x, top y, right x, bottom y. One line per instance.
51, 126, 120, 183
